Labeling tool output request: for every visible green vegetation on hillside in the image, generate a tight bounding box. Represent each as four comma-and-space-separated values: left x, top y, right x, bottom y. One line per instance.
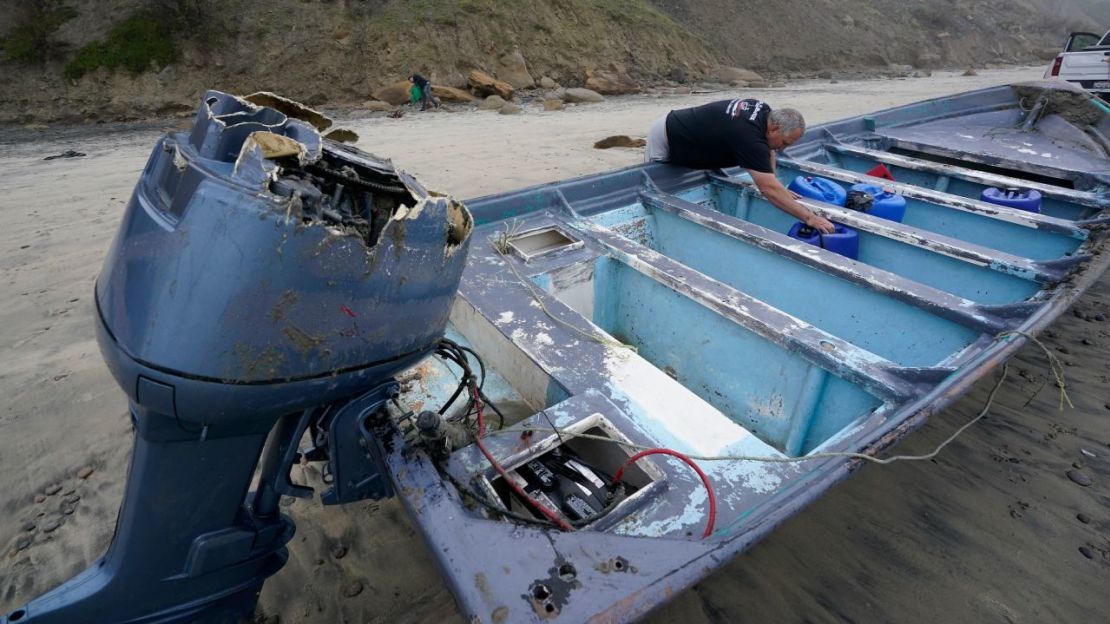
64, 11, 175, 80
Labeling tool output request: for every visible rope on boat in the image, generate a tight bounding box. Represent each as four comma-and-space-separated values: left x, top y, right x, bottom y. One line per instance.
482, 330, 1072, 467
491, 232, 635, 353
998, 330, 1073, 410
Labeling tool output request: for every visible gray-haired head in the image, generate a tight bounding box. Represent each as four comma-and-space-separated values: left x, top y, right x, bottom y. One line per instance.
770, 108, 806, 136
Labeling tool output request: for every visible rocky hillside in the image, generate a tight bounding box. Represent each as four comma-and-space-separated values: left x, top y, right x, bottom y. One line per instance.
651, 0, 1108, 71
0, 0, 1105, 125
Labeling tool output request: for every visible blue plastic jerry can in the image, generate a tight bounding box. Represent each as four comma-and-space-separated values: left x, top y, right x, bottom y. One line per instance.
787, 221, 859, 259
787, 175, 847, 206
980, 187, 1042, 213
848, 183, 907, 222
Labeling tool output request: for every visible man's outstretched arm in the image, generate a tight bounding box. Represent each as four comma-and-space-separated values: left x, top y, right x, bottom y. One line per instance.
748, 170, 835, 233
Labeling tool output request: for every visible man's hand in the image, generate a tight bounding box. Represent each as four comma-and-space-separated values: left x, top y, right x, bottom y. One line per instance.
804, 212, 836, 234
748, 170, 837, 234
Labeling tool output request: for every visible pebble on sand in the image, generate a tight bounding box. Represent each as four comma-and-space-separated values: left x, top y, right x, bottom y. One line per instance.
1077, 513, 1091, 524
34, 494, 46, 504
15, 535, 33, 551
331, 544, 348, 560
77, 466, 94, 479
342, 580, 365, 598
1078, 546, 1094, 560
1066, 469, 1093, 487
41, 517, 62, 533
44, 483, 62, 496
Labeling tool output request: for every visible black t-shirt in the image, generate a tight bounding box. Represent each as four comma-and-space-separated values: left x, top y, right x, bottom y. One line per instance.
665, 99, 773, 172
411, 74, 430, 88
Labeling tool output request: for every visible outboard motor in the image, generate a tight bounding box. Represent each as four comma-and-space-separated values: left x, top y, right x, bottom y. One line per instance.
3, 91, 473, 624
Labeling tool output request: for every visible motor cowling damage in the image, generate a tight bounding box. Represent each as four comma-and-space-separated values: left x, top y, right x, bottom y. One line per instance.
3, 91, 473, 624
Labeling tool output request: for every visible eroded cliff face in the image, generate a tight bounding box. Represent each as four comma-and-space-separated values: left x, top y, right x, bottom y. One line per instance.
0, 0, 1104, 125
648, 0, 1106, 71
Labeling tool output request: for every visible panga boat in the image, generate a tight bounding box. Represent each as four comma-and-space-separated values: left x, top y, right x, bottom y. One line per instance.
394, 80, 1109, 622
5, 81, 1108, 624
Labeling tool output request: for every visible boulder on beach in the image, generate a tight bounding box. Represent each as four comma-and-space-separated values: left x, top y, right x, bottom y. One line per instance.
563, 88, 605, 104
432, 85, 475, 103
478, 95, 506, 110
543, 99, 565, 111
371, 81, 413, 106
469, 69, 514, 100
497, 51, 535, 89
363, 100, 396, 112
585, 68, 639, 95
499, 103, 522, 115
539, 76, 557, 89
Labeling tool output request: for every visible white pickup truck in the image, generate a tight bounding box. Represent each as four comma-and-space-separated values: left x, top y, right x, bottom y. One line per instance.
1045, 30, 1110, 100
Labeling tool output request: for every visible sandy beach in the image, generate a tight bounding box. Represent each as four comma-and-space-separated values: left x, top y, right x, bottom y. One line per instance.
1, 66, 1107, 623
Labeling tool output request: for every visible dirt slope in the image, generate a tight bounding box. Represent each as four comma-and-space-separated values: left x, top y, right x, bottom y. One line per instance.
649, 0, 1105, 71
0, 1, 1104, 123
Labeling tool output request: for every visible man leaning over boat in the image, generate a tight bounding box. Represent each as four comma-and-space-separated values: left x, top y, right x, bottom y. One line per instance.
647, 98, 836, 233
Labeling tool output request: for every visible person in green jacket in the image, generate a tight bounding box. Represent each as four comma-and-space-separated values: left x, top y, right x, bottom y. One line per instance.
409, 74, 440, 111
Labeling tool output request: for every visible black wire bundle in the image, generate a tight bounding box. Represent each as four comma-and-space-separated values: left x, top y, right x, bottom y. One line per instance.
434, 338, 506, 430
440, 468, 622, 529
430, 338, 629, 529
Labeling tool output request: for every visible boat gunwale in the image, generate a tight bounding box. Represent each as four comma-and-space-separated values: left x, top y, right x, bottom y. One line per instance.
819, 141, 1109, 210
779, 156, 1093, 238
710, 174, 1087, 284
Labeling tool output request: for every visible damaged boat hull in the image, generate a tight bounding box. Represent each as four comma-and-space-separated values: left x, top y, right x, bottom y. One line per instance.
379, 80, 1109, 622
4, 82, 1108, 624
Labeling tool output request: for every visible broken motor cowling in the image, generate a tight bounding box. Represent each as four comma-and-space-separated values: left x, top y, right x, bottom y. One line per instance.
3, 91, 473, 624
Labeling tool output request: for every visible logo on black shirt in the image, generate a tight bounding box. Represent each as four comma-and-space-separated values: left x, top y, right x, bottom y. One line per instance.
725, 99, 763, 121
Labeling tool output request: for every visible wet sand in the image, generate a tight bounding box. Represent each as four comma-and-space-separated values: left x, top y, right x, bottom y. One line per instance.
1, 66, 1107, 622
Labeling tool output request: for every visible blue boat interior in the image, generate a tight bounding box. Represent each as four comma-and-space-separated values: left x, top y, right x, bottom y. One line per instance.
375, 81, 1109, 621
395, 81, 1108, 535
